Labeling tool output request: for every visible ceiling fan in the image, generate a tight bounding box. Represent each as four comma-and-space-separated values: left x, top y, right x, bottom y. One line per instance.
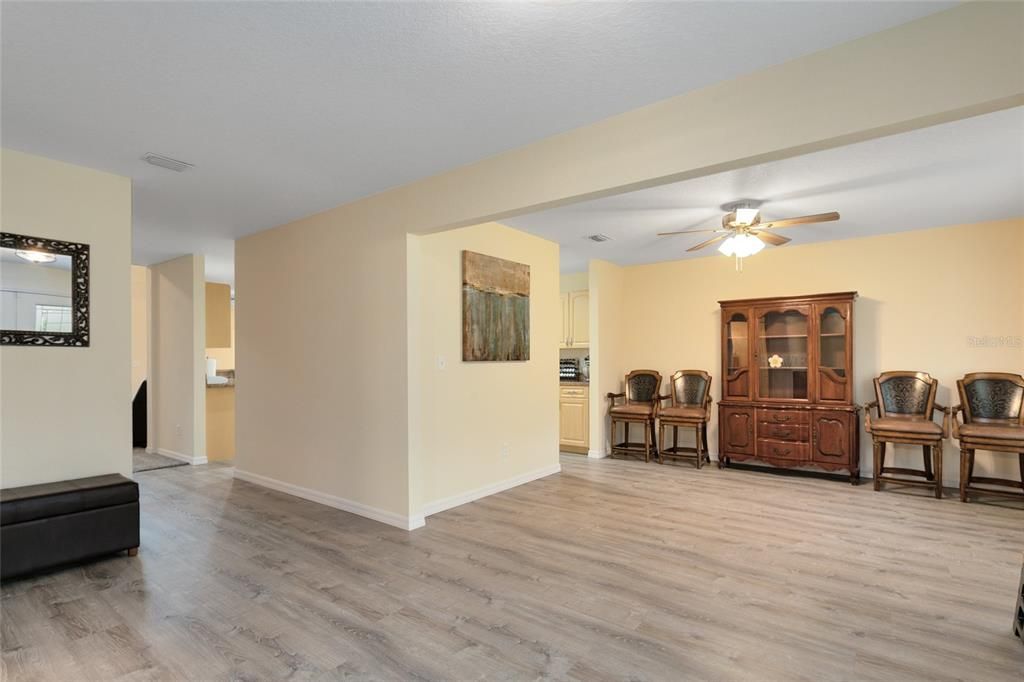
657, 203, 840, 269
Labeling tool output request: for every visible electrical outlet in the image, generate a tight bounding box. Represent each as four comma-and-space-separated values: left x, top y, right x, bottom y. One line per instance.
436, 355, 447, 370
175, 424, 182, 435
500, 442, 511, 459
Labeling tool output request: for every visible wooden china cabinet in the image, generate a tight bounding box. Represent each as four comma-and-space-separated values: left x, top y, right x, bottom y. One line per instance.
718, 292, 860, 484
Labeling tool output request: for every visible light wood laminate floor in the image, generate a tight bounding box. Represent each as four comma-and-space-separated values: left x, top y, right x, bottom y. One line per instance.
2, 456, 1022, 681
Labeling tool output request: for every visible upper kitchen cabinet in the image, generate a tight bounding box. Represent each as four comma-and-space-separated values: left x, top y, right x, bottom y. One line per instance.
560, 289, 589, 348
206, 282, 232, 348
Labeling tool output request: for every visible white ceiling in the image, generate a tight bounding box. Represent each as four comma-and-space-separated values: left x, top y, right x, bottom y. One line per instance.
1, 1, 955, 284
505, 107, 1024, 272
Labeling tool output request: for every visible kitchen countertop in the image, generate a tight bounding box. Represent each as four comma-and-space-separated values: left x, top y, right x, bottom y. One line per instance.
207, 370, 235, 388
206, 380, 235, 389
559, 380, 589, 387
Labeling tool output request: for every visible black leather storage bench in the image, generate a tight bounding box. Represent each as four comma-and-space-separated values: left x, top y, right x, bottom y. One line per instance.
1, 474, 139, 580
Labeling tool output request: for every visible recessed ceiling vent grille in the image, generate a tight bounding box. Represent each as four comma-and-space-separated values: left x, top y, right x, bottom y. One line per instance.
586, 234, 611, 243
142, 153, 193, 172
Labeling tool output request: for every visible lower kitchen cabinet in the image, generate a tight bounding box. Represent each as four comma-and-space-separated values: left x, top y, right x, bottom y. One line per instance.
559, 384, 589, 453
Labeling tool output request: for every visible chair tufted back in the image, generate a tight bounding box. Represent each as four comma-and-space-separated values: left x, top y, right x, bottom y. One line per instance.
672, 372, 710, 407
876, 374, 934, 417
961, 377, 1024, 422
626, 372, 660, 404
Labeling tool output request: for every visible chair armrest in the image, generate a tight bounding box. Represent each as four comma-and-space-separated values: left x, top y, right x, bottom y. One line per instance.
606, 392, 625, 406
950, 404, 963, 439
933, 403, 951, 438
862, 400, 877, 432
657, 393, 672, 404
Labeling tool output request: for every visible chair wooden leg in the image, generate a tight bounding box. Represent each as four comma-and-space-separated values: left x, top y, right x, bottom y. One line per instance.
609, 418, 616, 457
700, 421, 708, 464
967, 449, 976, 483
959, 448, 969, 502
1019, 452, 1024, 491
657, 421, 665, 464
694, 424, 703, 469
922, 445, 934, 481
933, 441, 943, 499
643, 422, 650, 463
650, 419, 658, 458
872, 441, 881, 491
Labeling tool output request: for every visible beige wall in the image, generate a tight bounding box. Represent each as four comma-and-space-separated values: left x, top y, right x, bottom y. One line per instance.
150, 254, 206, 462
234, 4, 1022, 527
235, 214, 412, 526
606, 219, 1024, 484
560, 272, 588, 293
409, 223, 560, 516
0, 149, 132, 487
131, 265, 149, 395
587, 260, 626, 457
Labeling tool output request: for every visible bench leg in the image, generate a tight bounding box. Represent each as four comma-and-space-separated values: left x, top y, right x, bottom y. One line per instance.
127, 547, 139, 557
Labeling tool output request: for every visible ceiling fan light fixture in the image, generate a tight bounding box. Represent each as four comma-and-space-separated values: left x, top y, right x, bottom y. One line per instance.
733, 207, 760, 226
15, 249, 57, 264
718, 233, 765, 259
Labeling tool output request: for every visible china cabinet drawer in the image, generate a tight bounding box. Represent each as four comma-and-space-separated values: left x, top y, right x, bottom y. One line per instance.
757, 408, 810, 425
756, 438, 810, 461
758, 423, 809, 442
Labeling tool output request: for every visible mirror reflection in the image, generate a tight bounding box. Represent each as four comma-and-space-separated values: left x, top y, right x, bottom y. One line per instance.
0, 246, 74, 333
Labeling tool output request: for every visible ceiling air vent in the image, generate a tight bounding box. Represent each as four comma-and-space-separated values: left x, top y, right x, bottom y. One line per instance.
142, 153, 194, 172
586, 234, 611, 243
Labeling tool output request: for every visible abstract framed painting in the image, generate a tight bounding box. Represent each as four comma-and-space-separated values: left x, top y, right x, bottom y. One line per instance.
462, 250, 530, 361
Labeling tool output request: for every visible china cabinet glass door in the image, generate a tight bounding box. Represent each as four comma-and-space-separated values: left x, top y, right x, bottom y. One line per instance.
724, 310, 750, 399
817, 303, 850, 402
756, 307, 809, 400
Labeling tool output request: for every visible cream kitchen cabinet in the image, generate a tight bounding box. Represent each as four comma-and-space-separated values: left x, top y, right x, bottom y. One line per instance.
559, 384, 589, 453
560, 290, 589, 348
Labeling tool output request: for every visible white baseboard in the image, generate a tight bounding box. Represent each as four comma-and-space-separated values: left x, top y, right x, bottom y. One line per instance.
421, 463, 562, 518
156, 448, 208, 466
587, 449, 607, 459
233, 468, 425, 531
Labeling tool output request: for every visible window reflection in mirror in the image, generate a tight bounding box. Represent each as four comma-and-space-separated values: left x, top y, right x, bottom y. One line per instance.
0, 246, 74, 333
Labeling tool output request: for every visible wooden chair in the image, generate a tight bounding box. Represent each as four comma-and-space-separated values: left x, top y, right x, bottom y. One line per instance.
864, 371, 949, 499
657, 370, 713, 468
952, 372, 1024, 503
607, 370, 662, 462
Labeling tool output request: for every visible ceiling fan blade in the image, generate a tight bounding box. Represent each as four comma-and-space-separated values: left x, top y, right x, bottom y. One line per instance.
753, 230, 791, 246
686, 235, 728, 252
657, 227, 722, 237
760, 211, 840, 229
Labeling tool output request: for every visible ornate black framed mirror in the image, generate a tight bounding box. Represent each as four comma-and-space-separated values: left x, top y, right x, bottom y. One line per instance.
1, 232, 90, 346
